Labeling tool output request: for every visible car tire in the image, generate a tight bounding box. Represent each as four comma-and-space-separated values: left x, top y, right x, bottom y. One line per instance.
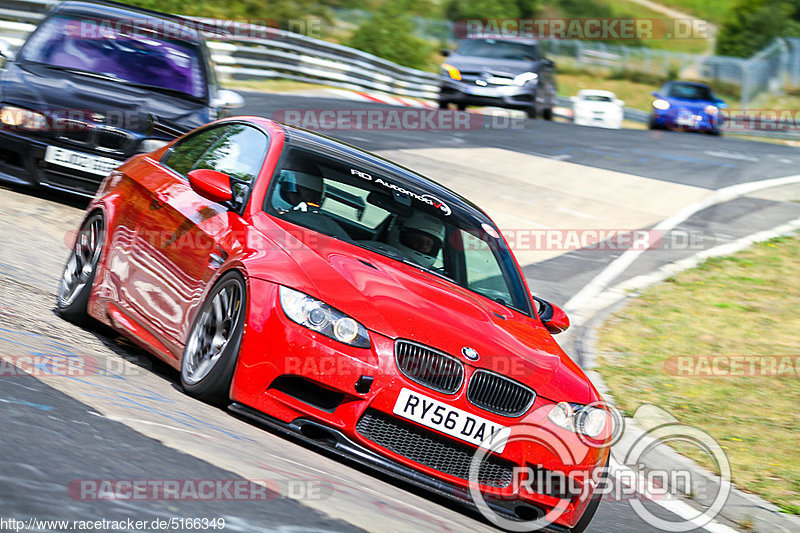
542, 107, 554, 121
457, 103, 467, 111
648, 116, 662, 130
568, 456, 609, 533
438, 101, 449, 110
56, 211, 104, 326
180, 270, 247, 406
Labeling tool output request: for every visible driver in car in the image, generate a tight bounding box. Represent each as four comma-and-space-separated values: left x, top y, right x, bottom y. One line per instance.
386, 212, 446, 268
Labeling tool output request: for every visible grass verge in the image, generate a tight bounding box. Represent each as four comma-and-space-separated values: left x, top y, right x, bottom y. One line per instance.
596, 234, 800, 514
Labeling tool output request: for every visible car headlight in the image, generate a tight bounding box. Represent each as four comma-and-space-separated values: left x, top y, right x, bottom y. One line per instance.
547, 402, 608, 438
279, 286, 370, 348
705, 105, 718, 115
441, 63, 461, 81
137, 139, 170, 153
513, 72, 538, 86
0, 105, 47, 130
652, 99, 670, 110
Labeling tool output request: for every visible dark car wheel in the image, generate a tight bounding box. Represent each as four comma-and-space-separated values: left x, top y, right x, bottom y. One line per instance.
56, 211, 104, 326
542, 107, 554, 121
181, 270, 247, 406
457, 103, 467, 111
438, 101, 449, 110
648, 116, 663, 130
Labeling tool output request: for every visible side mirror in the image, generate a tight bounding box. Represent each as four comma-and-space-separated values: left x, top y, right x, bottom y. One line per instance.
651, 91, 660, 97
212, 89, 244, 110
715, 99, 727, 109
440, 48, 451, 57
188, 169, 233, 203
570, 95, 579, 103
615, 99, 625, 107
532, 295, 570, 334
542, 58, 555, 68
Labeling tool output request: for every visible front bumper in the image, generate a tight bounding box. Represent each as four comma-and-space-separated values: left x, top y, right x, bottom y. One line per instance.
439, 79, 535, 109
0, 130, 126, 197
230, 279, 608, 528
651, 108, 723, 131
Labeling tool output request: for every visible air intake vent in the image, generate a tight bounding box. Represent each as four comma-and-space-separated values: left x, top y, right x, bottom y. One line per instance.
467, 370, 535, 417
395, 340, 464, 394
356, 409, 514, 488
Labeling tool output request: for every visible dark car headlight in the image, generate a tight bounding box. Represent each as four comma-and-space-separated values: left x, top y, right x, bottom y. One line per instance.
279, 286, 370, 348
547, 402, 607, 438
0, 105, 47, 130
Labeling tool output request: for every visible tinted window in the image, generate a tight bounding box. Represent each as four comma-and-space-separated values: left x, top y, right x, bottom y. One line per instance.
21, 13, 207, 99
456, 39, 538, 61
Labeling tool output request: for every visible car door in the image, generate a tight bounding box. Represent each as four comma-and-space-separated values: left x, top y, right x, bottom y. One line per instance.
126, 123, 269, 359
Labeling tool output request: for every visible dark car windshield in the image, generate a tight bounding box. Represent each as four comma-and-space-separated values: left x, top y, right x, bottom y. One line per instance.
456, 39, 538, 61
583, 95, 612, 102
264, 147, 531, 314
667, 83, 713, 100
20, 13, 207, 99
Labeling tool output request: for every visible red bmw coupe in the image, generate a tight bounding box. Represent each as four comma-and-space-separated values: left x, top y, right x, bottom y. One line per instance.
58, 116, 610, 532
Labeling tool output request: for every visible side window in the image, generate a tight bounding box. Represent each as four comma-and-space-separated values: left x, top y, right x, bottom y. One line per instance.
460, 230, 514, 306
194, 125, 268, 206
193, 125, 267, 183
161, 126, 226, 176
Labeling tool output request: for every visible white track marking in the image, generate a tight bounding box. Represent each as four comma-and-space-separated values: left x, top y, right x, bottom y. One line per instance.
609, 458, 739, 533
565, 174, 800, 320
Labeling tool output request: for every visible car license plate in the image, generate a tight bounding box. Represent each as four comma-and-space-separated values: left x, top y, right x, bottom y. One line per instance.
393, 388, 510, 452
467, 86, 499, 97
44, 146, 120, 176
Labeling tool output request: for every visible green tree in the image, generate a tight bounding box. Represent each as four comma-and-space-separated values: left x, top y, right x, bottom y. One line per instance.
715, 0, 800, 57
445, 0, 540, 20
346, 2, 433, 69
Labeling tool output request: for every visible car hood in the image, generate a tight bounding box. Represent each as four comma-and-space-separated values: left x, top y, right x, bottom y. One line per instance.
250, 216, 597, 404
1, 62, 209, 132
446, 56, 538, 76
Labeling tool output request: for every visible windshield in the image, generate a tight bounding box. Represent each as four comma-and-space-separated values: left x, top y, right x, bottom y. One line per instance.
20, 13, 207, 99
583, 95, 612, 102
456, 39, 538, 61
265, 148, 531, 314
667, 84, 712, 100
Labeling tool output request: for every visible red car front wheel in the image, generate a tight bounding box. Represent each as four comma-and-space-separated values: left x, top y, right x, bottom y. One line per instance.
181, 271, 247, 405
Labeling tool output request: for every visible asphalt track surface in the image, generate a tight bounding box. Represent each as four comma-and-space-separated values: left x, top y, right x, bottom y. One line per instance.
3, 91, 800, 533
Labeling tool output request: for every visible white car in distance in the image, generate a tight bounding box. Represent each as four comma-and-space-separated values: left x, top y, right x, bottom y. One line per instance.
571, 89, 625, 129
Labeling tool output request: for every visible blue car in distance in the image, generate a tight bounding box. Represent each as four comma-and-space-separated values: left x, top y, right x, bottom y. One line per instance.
649, 81, 725, 134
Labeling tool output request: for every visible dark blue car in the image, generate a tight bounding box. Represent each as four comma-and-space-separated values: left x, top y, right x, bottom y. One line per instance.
649, 81, 725, 134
